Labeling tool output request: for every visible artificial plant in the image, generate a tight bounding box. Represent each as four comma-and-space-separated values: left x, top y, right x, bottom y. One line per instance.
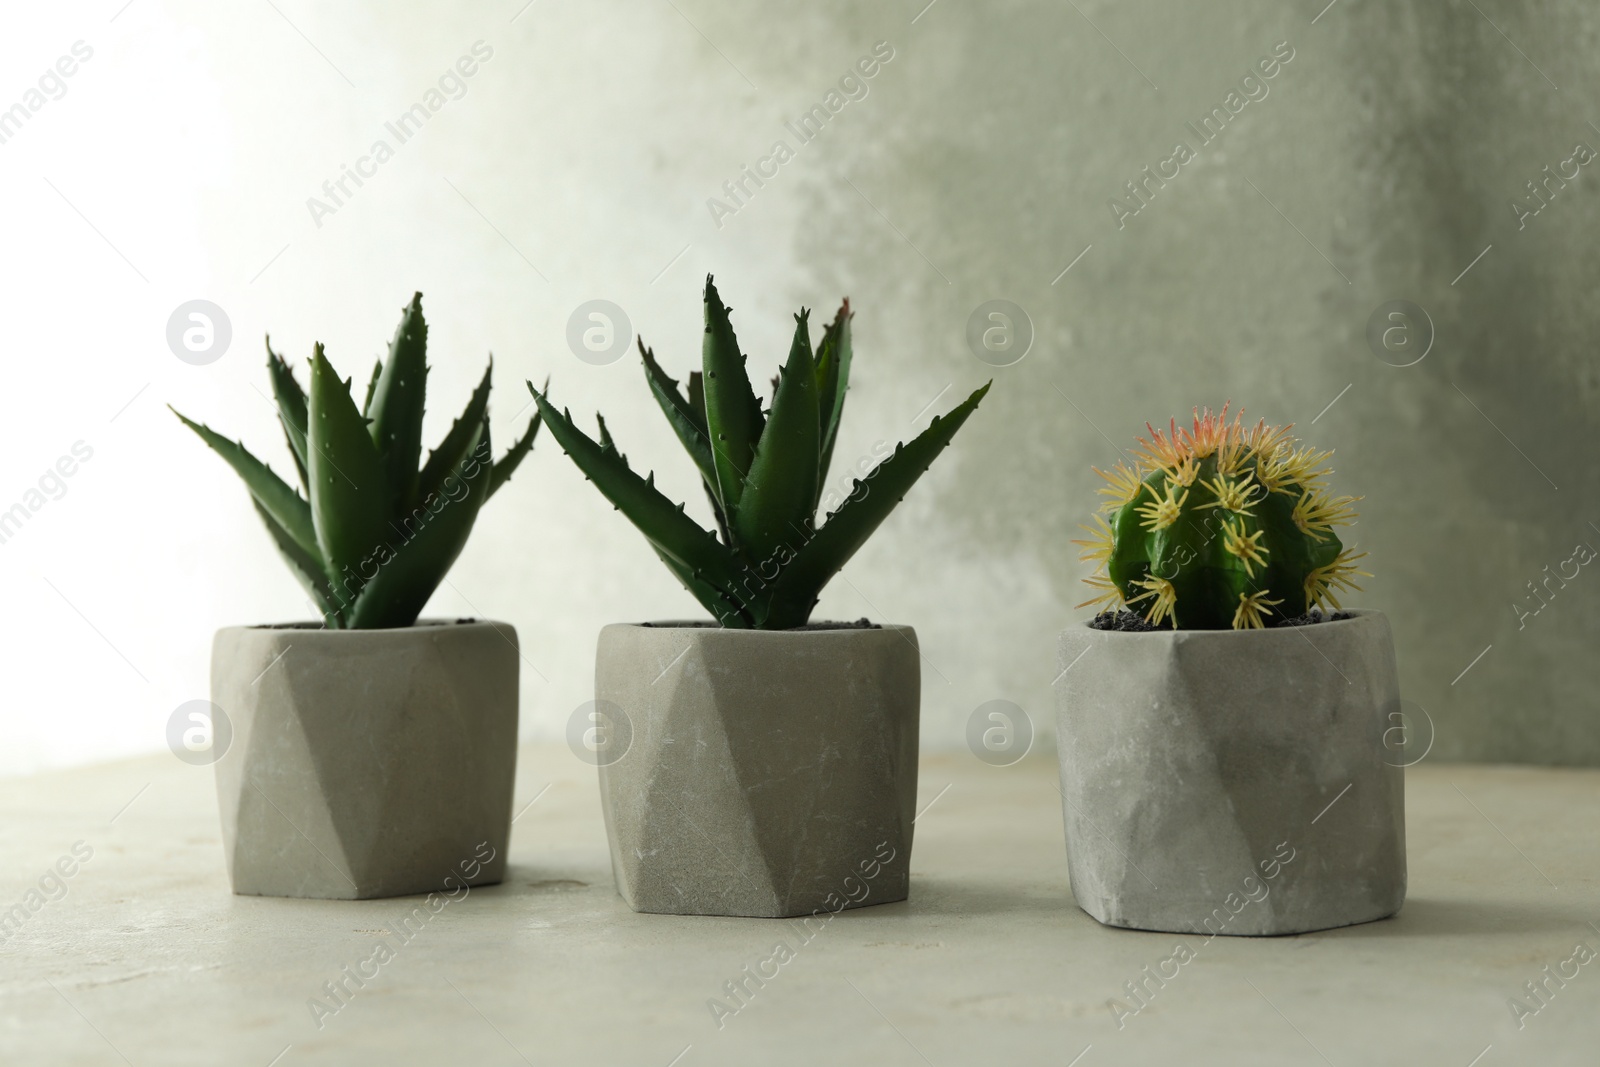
528, 276, 989, 629
1075, 405, 1368, 629
173, 293, 541, 629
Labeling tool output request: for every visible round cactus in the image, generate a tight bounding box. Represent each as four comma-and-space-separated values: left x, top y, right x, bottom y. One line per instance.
1074, 405, 1369, 630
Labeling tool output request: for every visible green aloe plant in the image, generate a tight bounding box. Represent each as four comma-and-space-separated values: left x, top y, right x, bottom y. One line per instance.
528, 276, 990, 629
172, 293, 541, 629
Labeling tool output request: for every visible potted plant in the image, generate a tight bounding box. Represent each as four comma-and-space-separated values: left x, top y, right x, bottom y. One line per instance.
1056, 406, 1404, 935
528, 276, 989, 917
172, 293, 541, 899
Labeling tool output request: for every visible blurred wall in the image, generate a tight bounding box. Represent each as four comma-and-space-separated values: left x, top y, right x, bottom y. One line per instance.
1, 0, 1595, 774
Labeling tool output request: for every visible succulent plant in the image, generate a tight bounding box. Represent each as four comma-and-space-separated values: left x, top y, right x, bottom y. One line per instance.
1075, 405, 1368, 629
528, 276, 990, 630
172, 293, 541, 629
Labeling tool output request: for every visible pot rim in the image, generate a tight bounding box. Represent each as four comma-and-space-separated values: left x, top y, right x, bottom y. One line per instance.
1068, 607, 1383, 639
219, 617, 510, 633
607, 619, 910, 635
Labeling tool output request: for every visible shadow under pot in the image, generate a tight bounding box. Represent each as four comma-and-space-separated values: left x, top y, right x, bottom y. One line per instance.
593, 622, 919, 918
1054, 609, 1407, 936
210, 619, 519, 900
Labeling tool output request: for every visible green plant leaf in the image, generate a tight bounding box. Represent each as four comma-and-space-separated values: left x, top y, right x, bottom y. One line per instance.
361, 359, 382, 417
701, 276, 764, 518
307, 344, 391, 599
418, 361, 493, 504
734, 309, 820, 564
686, 370, 732, 544
527, 381, 744, 598
814, 299, 852, 497
265, 339, 310, 494
652, 548, 753, 628
366, 293, 429, 512
171, 407, 320, 564
251, 501, 338, 625
640, 338, 719, 503
687, 370, 707, 423
181, 295, 536, 631
758, 381, 991, 628
346, 423, 491, 628
489, 383, 543, 498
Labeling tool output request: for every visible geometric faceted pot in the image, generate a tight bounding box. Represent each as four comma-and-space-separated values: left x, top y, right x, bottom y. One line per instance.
1054, 610, 1406, 936
210, 619, 518, 899
594, 622, 920, 918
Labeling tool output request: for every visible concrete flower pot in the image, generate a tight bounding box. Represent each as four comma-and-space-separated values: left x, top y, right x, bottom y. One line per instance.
595, 622, 919, 918
210, 619, 518, 899
1054, 610, 1406, 936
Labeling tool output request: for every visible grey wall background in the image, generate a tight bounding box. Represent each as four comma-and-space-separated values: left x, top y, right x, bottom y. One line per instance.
2, 0, 1595, 772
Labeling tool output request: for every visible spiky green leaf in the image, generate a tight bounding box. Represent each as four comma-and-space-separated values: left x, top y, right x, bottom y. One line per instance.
758, 381, 991, 628
265, 340, 310, 493
307, 344, 391, 596
687, 370, 707, 424
814, 299, 852, 496
418, 362, 493, 505
701, 276, 764, 514
527, 381, 743, 596
596, 412, 617, 454
251, 500, 337, 624
366, 293, 429, 511
652, 549, 753, 628
362, 359, 382, 417
489, 392, 543, 498
734, 309, 820, 563
640, 339, 719, 503
171, 407, 319, 564
347, 425, 491, 629
686, 369, 732, 543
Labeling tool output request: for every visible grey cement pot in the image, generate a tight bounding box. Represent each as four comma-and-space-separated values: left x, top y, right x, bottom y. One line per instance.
595, 622, 919, 918
210, 619, 518, 899
1054, 610, 1406, 936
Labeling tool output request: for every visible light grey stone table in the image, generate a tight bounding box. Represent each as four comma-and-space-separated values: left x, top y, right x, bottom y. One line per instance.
2, 745, 1595, 1066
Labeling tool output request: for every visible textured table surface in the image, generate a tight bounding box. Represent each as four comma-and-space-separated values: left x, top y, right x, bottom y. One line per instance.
1, 744, 1595, 1066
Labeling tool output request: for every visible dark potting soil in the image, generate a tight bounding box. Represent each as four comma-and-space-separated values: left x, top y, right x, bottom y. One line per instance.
1273, 608, 1353, 627
792, 618, 880, 631
1088, 607, 1352, 631
1088, 609, 1161, 632
639, 618, 881, 630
